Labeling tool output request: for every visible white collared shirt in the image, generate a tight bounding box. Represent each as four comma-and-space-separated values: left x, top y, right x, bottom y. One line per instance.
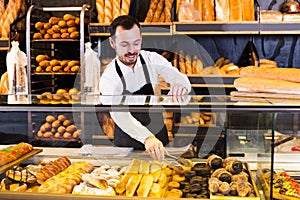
100, 50, 191, 144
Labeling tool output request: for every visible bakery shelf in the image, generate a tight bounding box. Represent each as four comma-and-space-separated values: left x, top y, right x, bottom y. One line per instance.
0, 38, 10, 50
33, 72, 78, 75
173, 22, 260, 35
260, 22, 300, 35
31, 39, 80, 42
89, 22, 173, 37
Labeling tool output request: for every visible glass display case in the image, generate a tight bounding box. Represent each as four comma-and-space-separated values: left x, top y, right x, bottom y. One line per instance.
0, 94, 299, 199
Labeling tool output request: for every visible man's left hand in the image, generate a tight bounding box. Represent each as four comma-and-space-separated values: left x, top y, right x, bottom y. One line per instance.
168, 83, 188, 96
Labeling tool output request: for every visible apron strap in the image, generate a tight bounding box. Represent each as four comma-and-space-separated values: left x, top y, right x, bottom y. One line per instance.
115, 54, 152, 93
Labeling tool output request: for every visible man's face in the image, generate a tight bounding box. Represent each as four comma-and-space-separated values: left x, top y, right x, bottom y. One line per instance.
110, 24, 142, 68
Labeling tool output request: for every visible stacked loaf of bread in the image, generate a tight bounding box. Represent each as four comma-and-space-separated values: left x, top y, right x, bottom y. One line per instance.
96, 0, 130, 23
0, 142, 33, 166
37, 88, 80, 104
177, 0, 255, 22
234, 66, 300, 95
35, 54, 80, 74
33, 14, 80, 40
36, 114, 80, 140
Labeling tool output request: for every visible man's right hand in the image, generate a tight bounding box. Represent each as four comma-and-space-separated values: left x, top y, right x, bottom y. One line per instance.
144, 135, 165, 162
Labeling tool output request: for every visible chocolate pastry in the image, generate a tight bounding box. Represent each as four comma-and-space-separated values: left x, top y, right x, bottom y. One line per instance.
184, 170, 196, 182
206, 155, 223, 170
180, 181, 189, 189
186, 193, 197, 198
182, 187, 190, 197
189, 176, 203, 185
193, 165, 211, 177
190, 183, 201, 193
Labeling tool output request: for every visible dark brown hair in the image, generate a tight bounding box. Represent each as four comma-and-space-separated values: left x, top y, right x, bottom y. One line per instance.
109, 15, 141, 37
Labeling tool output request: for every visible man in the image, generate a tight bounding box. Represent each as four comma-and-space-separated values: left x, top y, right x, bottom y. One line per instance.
100, 15, 191, 161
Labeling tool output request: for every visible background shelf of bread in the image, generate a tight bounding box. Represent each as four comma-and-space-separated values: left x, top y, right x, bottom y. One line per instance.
36, 88, 80, 104
33, 54, 80, 74
172, 49, 278, 77
35, 114, 80, 141
176, 112, 217, 127
32, 13, 80, 40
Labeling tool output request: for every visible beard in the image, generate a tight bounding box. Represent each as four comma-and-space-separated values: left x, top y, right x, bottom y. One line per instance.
119, 52, 139, 66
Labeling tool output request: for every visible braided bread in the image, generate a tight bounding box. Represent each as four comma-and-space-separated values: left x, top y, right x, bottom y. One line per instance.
164, 0, 174, 22
0, 0, 5, 19
36, 156, 71, 184
104, 0, 113, 23
96, 0, 105, 23
144, 0, 160, 22
121, 0, 130, 15
152, 0, 165, 22
112, 0, 120, 20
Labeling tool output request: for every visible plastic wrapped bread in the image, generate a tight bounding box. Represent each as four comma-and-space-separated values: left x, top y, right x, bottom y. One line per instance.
215, 0, 229, 21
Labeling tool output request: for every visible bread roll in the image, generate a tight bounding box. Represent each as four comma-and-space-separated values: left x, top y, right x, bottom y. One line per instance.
202, 0, 215, 21
234, 77, 300, 94
260, 10, 282, 22
283, 13, 300, 21
242, 0, 255, 21
216, 0, 229, 21
240, 66, 300, 83
229, 0, 242, 21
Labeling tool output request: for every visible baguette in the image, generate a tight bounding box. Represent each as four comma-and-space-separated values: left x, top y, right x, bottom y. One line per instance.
145, 0, 160, 22
152, 0, 165, 22
125, 174, 142, 197
121, 0, 130, 15
112, 0, 120, 20
104, 0, 113, 23
240, 66, 300, 83
234, 77, 300, 95
136, 174, 154, 197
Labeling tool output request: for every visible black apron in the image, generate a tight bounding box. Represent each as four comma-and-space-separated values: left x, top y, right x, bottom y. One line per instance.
113, 55, 169, 150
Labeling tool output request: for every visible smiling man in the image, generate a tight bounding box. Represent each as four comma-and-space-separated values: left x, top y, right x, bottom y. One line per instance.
100, 15, 191, 161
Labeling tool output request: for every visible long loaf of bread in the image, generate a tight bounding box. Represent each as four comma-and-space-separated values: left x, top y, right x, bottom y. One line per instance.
104, 0, 113, 23
202, 0, 215, 21
229, 0, 242, 21
145, 0, 160, 22
242, 0, 255, 21
152, 0, 165, 22
240, 66, 300, 83
234, 77, 300, 95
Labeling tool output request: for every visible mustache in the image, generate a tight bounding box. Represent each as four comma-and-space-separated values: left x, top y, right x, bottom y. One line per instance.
125, 53, 138, 56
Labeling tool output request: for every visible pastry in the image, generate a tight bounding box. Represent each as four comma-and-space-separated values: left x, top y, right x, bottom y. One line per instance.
136, 174, 153, 197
